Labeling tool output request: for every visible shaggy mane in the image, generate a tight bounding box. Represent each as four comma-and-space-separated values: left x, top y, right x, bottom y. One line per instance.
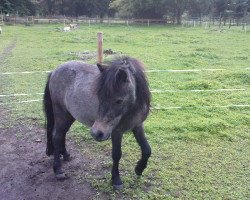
97, 56, 151, 117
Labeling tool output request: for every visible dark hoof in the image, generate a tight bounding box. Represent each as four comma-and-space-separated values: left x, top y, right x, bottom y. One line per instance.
46, 148, 53, 156
135, 168, 142, 176
55, 173, 69, 180
63, 154, 71, 162
113, 184, 123, 190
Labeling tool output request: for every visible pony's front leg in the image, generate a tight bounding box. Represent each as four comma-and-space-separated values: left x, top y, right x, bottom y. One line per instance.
111, 132, 123, 190
133, 125, 151, 176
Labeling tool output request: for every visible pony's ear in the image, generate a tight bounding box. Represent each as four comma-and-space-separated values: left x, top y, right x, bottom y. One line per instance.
97, 63, 108, 72
116, 69, 128, 83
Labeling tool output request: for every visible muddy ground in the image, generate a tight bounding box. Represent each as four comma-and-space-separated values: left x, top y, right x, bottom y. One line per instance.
0, 107, 109, 200
0, 41, 110, 200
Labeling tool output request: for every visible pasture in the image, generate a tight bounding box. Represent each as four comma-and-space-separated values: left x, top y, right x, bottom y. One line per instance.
0, 24, 249, 199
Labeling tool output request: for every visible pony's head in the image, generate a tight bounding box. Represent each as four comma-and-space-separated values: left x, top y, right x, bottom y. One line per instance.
90, 56, 151, 141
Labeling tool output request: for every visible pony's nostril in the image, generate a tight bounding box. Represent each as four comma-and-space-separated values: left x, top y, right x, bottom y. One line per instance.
96, 131, 104, 139
90, 127, 106, 141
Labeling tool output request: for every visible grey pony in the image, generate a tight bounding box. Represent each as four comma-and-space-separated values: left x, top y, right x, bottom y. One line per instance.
43, 56, 152, 190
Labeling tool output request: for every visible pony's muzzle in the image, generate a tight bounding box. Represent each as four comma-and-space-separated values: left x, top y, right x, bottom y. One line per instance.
90, 127, 110, 142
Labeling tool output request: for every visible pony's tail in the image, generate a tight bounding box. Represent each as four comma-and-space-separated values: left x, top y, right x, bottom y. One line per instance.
43, 73, 54, 156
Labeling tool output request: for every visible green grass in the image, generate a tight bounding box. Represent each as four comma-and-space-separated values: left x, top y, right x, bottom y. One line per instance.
0, 24, 250, 199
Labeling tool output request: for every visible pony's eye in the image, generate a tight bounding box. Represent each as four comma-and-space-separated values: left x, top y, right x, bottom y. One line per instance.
115, 99, 123, 105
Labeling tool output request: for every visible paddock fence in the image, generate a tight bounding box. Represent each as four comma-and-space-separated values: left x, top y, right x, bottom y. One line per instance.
0, 67, 249, 110
0, 16, 169, 26
0, 15, 249, 30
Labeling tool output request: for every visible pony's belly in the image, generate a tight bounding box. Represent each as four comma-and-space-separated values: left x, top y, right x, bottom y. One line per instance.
76, 112, 97, 127
65, 92, 98, 127
67, 100, 98, 127
64, 73, 99, 127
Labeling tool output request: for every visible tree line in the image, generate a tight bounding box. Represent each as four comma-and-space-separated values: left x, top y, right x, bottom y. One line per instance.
0, 0, 249, 24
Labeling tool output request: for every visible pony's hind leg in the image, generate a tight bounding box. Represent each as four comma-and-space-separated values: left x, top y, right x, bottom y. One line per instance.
52, 110, 74, 180
132, 125, 151, 176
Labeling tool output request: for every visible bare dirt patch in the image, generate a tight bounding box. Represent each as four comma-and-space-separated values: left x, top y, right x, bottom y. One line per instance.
0, 40, 16, 66
0, 40, 110, 200
0, 107, 108, 200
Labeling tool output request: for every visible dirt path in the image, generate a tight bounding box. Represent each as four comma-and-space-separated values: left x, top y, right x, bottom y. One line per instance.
0, 107, 105, 200
0, 41, 108, 200
0, 40, 16, 66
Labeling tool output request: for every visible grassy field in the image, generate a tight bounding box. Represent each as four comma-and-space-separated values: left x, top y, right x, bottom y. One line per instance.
0, 23, 249, 199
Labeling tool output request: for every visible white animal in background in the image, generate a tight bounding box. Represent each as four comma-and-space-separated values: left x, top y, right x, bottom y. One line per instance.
63, 26, 71, 32
0, 27, 2, 34
69, 24, 78, 29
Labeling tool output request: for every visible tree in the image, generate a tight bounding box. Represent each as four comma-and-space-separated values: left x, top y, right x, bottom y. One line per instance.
111, 0, 165, 19
164, 0, 188, 24
39, 0, 111, 17
1, 0, 248, 22
234, 0, 249, 18
132, 0, 167, 19
111, 0, 189, 24
0, 0, 13, 14
44, 0, 53, 14
0, 0, 36, 16
110, 0, 135, 18
212, 0, 229, 17
188, 0, 212, 18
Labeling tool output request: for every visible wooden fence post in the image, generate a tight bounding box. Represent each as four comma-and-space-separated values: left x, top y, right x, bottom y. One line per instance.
97, 32, 103, 64
0, 10, 3, 25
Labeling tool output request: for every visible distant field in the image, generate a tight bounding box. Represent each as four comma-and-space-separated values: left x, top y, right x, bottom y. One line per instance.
0, 24, 249, 199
